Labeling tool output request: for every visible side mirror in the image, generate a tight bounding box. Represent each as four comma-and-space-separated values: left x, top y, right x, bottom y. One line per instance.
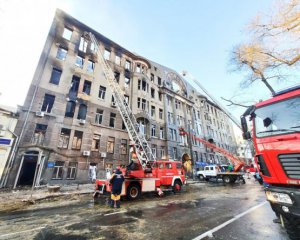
243, 131, 251, 140
241, 116, 248, 133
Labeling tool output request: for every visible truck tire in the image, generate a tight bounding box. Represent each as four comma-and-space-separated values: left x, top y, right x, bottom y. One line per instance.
127, 183, 141, 200
222, 176, 231, 184
198, 175, 205, 181
283, 215, 300, 240
173, 180, 182, 193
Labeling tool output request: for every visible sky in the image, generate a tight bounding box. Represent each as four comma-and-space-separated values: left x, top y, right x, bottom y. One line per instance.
0, 0, 298, 124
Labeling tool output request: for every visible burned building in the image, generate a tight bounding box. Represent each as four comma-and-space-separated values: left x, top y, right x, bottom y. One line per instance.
6, 9, 237, 188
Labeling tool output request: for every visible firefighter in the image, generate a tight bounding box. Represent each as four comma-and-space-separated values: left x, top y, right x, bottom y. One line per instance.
109, 166, 125, 208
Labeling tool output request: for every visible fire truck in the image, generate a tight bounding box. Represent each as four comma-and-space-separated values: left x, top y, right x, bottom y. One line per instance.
85, 32, 185, 200
241, 85, 300, 239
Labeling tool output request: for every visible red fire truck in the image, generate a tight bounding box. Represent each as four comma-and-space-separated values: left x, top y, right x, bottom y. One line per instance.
241, 85, 300, 239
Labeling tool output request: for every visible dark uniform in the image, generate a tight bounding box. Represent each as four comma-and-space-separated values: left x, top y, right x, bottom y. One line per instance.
109, 169, 124, 208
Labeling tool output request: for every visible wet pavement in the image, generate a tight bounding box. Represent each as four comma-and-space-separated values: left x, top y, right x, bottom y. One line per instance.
0, 179, 290, 240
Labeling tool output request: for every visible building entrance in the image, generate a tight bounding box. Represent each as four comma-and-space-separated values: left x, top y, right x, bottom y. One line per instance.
18, 151, 39, 186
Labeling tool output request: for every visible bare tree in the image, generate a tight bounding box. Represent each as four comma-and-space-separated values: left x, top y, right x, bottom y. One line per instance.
231, 0, 300, 95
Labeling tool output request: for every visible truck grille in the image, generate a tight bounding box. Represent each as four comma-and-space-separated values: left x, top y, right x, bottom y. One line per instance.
278, 154, 300, 179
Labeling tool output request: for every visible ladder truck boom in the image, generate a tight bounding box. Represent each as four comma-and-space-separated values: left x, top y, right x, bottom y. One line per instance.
86, 32, 156, 168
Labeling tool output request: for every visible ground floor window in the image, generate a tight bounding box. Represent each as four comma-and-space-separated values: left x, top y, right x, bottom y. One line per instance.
52, 161, 64, 179
66, 162, 77, 179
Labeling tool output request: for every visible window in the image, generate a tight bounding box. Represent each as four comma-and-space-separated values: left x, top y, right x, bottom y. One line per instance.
41, 94, 55, 113
66, 162, 77, 179
104, 49, 111, 60
114, 72, 120, 83
151, 124, 156, 137
159, 109, 163, 119
136, 64, 141, 73
115, 55, 121, 65
151, 88, 155, 98
160, 127, 164, 139
83, 80, 91, 95
79, 37, 88, 52
56, 47, 67, 60
77, 104, 87, 120
159, 93, 162, 101
107, 137, 115, 153
52, 161, 64, 179
173, 147, 178, 160
49, 68, 62, 85
137, 98, 146, 110
32, 124, 47, 145
65, 101, 76, 118
58, 128, 71, 148
160, 147, 165, 159
62, 27, 72, 40
150, 73, 154, 82
124, 77, 130, 87
72, 131, 83, 150
152, 145, 157, 158
98, 86, 106, 99
166, 163, 172, 169
120, 139, 127, 155
87, 60, 95, 72
158, 77, 162, 86
75, 55, 84, 68
125, 60, 131, 70
109, 112, 116, 128
70, 75, 80, 93
151, 106, 155, 117
95, 109, 103, 124
91, 134, 100, 151
124, 95, 129, 105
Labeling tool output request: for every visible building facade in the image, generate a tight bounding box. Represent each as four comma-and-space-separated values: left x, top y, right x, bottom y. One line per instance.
6, 9, 237, 188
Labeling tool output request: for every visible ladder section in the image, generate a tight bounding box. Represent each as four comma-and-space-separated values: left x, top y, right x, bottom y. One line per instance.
87, 32, 156, 167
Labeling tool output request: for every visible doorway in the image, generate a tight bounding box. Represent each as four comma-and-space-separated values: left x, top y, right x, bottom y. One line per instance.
18, 151, 39, 186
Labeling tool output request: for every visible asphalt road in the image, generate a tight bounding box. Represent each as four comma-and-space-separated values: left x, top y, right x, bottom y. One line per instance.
0, 179, 290, 240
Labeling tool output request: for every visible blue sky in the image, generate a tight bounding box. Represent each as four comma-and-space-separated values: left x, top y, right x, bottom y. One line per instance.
1, 0, 296, 121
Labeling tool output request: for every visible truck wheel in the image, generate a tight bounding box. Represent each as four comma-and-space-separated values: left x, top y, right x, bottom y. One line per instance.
127, 183, 141, 200
222, 176, 231, 184
283, 215, 300, 240
198, 175, 205, 181
173, 180, 182, 193
230, 177, 237, 183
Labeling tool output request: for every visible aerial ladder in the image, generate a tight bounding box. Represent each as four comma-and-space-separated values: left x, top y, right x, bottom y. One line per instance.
85, 32, 156, 169
179, 127, 245, 171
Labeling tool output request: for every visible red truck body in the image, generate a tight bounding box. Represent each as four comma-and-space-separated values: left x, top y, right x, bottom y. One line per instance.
241, 85, 300, 239
94, 160, 186, 199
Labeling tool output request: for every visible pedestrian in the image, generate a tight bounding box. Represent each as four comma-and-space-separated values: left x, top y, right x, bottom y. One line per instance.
109, 166, 125, 208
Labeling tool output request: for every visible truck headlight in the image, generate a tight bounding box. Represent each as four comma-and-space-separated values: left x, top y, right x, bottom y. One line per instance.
265, 191, 293, 205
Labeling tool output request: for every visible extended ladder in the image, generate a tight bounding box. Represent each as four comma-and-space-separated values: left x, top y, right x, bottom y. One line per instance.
86, 32, 156, 168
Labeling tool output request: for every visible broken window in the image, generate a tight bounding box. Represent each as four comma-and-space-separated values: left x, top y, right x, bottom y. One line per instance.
72, 130, 83, 150
83, 80, 91, 95
77, 104, 87, 120
31, 124, 47, 145
52, 161, 64, 179
41, 94, 55, 113
58, 128, 71, 149
56, 47, 67, 60
109, 112, 116, 128
151, 124, 156, 137
151, 88, 155, 98
114, 72, 120, 83
158, 77, 162, 86
104, 49, 111, 60
87, 60, 95, 72
79, 37, 88, 52
70, 75, 80, 94
91, 134, 100, 151
137, 98, 146, 110
120, 139, 127, 155
159, 93, 162, 101
49, 68, 62, 85
151, 106, 155, 117
159, 109, 163, 119
75, 55, 84, 68
125, 60, 131, 70
107, 137, 115, 153
124, 76, 130, 87
62, 27, 72, 40
115, 55, 121, 65
98, 86, 106, 99
95, 109, 103, 124
65, 101, 76, 118
136, 64, 141, 73
122, 121, 126, 130
66, 162, 77, 179
150, 73, 154, 82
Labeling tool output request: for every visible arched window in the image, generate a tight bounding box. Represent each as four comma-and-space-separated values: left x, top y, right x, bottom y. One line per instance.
77, 104, 87, 120
65, 101, 76, 118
